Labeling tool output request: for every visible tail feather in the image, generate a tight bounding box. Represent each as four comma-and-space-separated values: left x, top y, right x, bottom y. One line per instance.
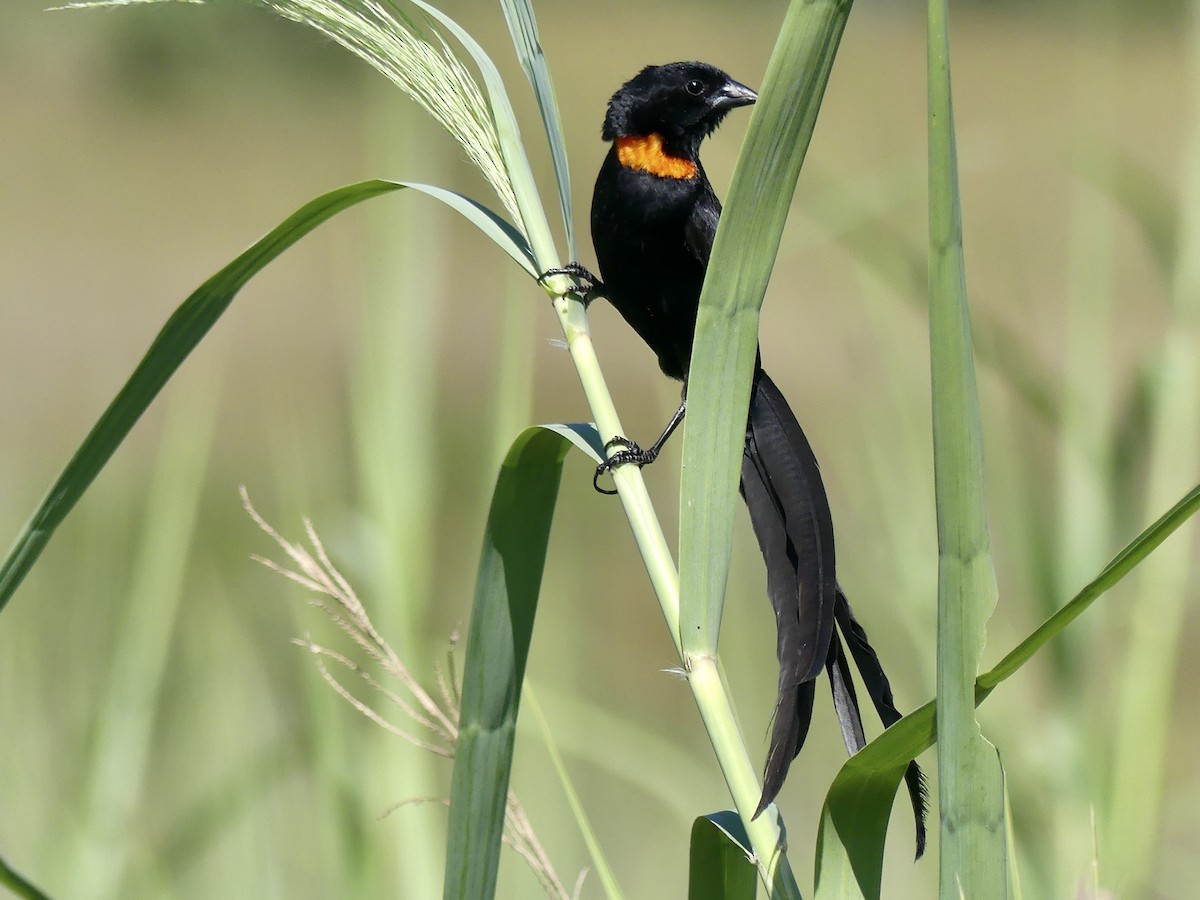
833, 588, 907, 730
742, 369, 837, 818
835, 590, 928, 858
755, 680, 815, 818
826, 630, 867, 756
741, 369, 926, 860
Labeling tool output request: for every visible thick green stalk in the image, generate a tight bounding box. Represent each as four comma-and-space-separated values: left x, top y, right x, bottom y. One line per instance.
520, 180, 798, 895
541, 288, 799, 898
927, 0, 1006, 894
542, 289, 799, 895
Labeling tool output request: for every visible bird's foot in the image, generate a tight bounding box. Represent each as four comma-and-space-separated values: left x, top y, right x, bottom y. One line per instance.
593, 437, 660, 494
539, 263, 605, 304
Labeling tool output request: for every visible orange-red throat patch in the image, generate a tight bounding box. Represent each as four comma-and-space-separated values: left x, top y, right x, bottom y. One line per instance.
615, 134, 697, 180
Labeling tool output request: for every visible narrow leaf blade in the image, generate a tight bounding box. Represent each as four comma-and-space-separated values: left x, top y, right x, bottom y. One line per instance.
926, 0, 1005, 891
499, 0, 574, 257
443, 424, 596, 900
675, 2, 857, 894
0, 852, 51, 900
679, 0, 854, 668
0, 179, 532, 615
524, 688, 624, 900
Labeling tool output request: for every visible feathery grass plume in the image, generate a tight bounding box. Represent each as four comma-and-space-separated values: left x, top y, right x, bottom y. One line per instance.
241, 488, 580, 900
58, 0, 523, 228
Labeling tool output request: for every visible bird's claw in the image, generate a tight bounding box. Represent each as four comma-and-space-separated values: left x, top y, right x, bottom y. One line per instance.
539, 263, 605, 304
593, 437, 656, 495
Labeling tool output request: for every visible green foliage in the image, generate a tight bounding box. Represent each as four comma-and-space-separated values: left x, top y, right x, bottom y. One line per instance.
64, 378, 220, 897
524, 688, 625, 899
5, 1, 1200, 898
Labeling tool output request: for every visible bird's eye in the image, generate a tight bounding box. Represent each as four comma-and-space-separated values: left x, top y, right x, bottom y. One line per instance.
685, 79, 705, 96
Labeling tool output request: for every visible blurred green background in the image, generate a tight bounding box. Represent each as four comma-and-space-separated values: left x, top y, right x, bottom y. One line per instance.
3, 0, 1199, 897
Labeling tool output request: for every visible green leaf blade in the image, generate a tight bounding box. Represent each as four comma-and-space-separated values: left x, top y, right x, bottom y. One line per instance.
674, 1, 856, 895
689, 812, 758, 900
0, 852, 51, 900
499, 0, 575, 258
524, 688, 624, 900
815, 703, 935, 900
679, 0, 853, 666
443, 424, 595, 900
926, 0, 1005, 893
0, 179, 532, 616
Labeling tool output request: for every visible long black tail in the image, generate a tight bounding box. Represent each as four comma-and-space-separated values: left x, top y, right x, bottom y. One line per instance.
741, 369, 836, 812
740, 369, 926, 857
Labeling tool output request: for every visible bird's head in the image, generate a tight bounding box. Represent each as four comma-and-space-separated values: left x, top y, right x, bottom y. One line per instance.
601, 62, 757, 159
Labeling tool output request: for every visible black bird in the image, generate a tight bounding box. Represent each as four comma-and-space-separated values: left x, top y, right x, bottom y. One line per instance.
548, 62, 925, 851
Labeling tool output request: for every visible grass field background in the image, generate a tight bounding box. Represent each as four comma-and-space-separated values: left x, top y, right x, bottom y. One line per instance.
2, 1, 1198, 896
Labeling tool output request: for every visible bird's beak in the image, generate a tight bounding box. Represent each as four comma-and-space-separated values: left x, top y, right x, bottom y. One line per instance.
712, 79, 758, 111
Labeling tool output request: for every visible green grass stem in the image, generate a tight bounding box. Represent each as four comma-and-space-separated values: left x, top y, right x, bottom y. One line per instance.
525, 687, 624, 900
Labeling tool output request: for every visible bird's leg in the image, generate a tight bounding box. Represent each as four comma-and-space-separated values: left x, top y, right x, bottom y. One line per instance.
593, 394, 687, 494
538, 263, 605, 305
